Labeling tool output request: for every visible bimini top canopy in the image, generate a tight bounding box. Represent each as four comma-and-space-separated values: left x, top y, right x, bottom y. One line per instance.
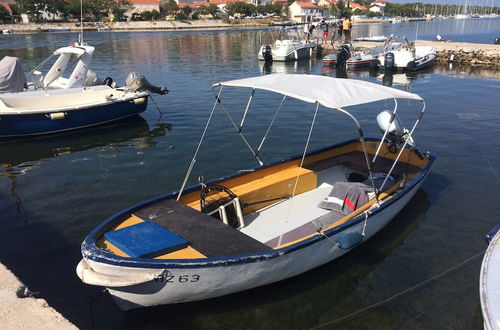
215, 74, 423, 109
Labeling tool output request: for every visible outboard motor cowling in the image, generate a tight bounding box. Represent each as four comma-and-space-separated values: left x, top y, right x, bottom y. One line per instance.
336, 45, 350, 67
262, 45, 273, 62
384, 52, 395, 71
125, 72, 168, 95
377, 110, 416, 150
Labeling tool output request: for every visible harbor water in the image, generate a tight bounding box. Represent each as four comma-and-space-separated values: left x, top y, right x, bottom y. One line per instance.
0, 19, 499, 329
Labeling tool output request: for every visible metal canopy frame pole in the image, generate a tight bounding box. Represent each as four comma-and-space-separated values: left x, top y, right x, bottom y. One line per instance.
256, 94, 287, 154
176, 86, 223, 201
217, 89, 264, 166
372, 98, 398, 163
337, 107, 378, 198
277, 102, 320, 247
379, 101, 426, 192
239, 89, 255, 131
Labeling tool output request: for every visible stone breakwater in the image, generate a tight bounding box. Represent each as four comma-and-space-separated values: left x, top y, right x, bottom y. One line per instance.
430, 43, 500, 67
323, 40, 500, 68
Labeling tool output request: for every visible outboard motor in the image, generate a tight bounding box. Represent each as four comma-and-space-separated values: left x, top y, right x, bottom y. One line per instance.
336, 45, 350, 68
125, 72, 168, 95
377, 110, 423, 159
384, 52, 395, 71
406, 60, 417, 71
261, 45, 273, 62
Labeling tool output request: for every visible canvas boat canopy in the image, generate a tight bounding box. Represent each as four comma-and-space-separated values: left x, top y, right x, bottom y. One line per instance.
215, 74, 423, 109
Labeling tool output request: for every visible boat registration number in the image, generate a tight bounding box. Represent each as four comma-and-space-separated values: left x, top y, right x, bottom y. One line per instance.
155, 271, 200, 283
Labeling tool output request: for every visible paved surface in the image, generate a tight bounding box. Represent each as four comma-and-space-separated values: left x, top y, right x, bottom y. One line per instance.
0, 263, 76, 330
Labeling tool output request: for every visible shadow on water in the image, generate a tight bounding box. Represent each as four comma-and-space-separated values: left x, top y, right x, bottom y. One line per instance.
0, 117, 173, 329
0, 187, 125, 329
122, 189, 431, 330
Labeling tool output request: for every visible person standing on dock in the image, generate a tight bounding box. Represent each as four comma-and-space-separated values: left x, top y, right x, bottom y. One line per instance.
342, 16, 352, 44
320, 19, 329, 45
304, 23, 310, 42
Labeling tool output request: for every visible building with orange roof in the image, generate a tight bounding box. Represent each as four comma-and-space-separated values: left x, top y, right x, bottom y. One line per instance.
289, 1, 329, 23
349, 3, 367, 12
127, 0, 161, 14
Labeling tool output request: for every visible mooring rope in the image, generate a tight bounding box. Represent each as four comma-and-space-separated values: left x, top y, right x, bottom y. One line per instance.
309, 249, 485, 329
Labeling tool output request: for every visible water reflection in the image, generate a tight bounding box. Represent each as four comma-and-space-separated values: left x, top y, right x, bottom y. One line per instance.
259, 59, 313, 75
0, 116, 171, 177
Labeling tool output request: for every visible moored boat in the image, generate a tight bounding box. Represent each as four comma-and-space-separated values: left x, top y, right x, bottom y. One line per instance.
0, 40, 167, 137
353, 35, 388, 42
259, 23, 316, 62
77, 74, 435, 310
480, 224, 500, 330
381, 38, 436, 71
322, 45, 350, 67
346, 52, 380, 70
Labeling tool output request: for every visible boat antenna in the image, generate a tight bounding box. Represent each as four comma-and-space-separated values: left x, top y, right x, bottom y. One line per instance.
79, 0, 84, 44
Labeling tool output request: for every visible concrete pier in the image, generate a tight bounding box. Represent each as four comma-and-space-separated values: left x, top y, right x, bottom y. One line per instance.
0, 263, 76, 329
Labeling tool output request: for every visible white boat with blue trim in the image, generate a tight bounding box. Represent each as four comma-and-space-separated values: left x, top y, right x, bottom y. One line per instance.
76, 74, 435, 310
259, 23, 316, 62
0, 40, 167, 137
480, 225, 500, 330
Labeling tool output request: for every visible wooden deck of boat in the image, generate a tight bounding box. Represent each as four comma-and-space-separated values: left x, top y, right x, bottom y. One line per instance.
134, 199, 273, 258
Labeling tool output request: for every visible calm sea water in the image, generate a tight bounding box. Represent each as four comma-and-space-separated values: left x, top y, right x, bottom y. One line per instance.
0, 19, 499, 329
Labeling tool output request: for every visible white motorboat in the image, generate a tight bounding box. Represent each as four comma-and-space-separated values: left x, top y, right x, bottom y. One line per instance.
353, 36, 388, 42
259, 23, 316, 62
382, 39, 436, 71
480, 225, 500, 330
77, 74, 435, 310
0, 40, 167, 137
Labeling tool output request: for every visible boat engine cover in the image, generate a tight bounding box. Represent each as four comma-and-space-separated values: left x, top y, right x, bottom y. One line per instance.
0, 56, 27, 93
384, 52, 395, 71
125, 72, 168, 95
262, 45, 273, 62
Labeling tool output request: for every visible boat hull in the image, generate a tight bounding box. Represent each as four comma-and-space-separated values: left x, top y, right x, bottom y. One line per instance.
0, 96, 148, 137
480, 227, 500, 330
258, 44, 314, 62
80, 165, 430, 310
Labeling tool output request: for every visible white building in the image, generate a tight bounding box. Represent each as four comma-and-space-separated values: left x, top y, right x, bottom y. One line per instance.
369, 0, 387, 14
289, 1, 326, 23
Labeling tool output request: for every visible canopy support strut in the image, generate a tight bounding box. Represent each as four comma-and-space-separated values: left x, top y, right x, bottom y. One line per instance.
277, 102, 320, 247
176, 86, 223, 201
337, 107, 379, 200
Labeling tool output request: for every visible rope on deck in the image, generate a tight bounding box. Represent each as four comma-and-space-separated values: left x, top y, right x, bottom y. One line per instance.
309, 249, 486, 329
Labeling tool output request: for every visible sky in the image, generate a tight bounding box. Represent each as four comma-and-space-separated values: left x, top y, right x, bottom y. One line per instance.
390, 0, 499, 5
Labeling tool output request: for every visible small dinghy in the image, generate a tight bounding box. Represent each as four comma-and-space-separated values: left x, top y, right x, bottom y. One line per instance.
322, 45, 350, 67
353, 35, 388, 42
259, 23, 316, 62
381, 38, 436, 71
77, 74, 435, 310
0, 40, 167, 137
346, 51, 380, 70
480, 224, 500, 330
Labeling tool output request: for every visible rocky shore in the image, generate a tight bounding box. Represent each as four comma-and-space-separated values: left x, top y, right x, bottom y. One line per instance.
322, 40, 500, 68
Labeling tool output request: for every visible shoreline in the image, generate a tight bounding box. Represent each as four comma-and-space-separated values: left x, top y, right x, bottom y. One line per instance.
0, 263, 76, 329
1, 19, 499, 67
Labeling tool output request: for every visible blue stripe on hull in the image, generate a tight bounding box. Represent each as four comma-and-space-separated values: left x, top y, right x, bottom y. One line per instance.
0, 97, 148, 137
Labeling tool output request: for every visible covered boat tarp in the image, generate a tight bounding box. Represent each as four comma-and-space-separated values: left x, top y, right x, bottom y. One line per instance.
216, 74, 423, 109
0, 56, 27, 93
